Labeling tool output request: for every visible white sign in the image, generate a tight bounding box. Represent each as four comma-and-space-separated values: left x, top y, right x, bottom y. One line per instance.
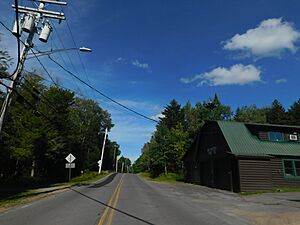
65, 153, 76, 163
65, 163, 75, 168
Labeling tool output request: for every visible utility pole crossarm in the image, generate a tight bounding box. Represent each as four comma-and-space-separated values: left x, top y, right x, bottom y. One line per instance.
14, 9, 66, 20
12, 5, 65, 16
12, 5, 66, 21
34, 0, 67, 5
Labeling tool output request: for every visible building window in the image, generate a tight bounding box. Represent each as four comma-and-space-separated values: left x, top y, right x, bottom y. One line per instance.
283, 159, 300, 179
268, 132, 284, 141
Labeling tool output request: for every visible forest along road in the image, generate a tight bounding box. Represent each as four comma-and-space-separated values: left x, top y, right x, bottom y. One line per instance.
1, 174, 300, 225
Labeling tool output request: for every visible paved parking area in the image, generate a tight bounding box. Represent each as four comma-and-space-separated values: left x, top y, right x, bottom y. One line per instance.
238, 192, 300, 225
154, 182, 300, 225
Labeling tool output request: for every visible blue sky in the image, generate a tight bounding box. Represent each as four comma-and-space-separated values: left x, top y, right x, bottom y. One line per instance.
1, 0, 300, 162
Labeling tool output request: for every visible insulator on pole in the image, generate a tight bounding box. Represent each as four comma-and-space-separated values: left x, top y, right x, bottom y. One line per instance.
12, 19, 23, 37
39, 22, 52, 43
22, 14, 35, 33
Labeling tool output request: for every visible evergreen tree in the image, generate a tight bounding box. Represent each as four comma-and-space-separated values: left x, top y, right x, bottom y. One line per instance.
288, 99, 300, 125
266, 100, 287, 124
159, 99, 184, 129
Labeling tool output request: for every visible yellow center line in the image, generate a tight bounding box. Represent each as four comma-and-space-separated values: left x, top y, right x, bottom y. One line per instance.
98, 174, 124, 225
106, 175, 124, 225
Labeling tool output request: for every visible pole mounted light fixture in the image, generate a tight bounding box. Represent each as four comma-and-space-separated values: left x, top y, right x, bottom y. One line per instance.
79, 47, 92, 52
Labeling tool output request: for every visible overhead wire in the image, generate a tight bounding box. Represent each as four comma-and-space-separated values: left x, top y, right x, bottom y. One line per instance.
0, 13, 20, 79
59, 5, 97, 101
48, 36, 85, 97
5, 0, 22, 79
23, 68, 86, 99
51, 22, 89, 98
21, 75, 59, 113
63, 11, 96, 99
47, 55, 159, 123
0, 80, 53, 122
0, 17, 158, 123
29, 49, 58, 86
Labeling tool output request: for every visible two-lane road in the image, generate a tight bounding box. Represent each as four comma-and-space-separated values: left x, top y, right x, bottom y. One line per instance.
1, 173, 300, 225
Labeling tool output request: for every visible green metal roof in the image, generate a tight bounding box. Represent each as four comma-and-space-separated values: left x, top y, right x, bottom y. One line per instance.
217, 121, 300, 157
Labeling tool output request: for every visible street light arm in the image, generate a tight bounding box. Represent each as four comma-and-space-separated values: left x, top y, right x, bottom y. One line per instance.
27, 47, 92, 59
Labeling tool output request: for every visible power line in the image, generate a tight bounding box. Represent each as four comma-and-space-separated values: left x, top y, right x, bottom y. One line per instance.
47, 55, 159, 123
21, 75, 59, 113
0, 1, 21, 79
0, 19, 20, 79
29, 49, 58, 86
0, 80, 53, 122
48, 38, 85, 97
1, 20, 158, 123
23, 68, 86, 99
51, 23, 89, 98
64, 15, 94, 93
59, 5, 97, 100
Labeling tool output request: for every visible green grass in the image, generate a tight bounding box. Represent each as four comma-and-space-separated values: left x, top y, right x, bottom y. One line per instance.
240, 186, 300, 195
139, 172, 184, 183
0, 171, 111, 210
67, 171, 110, 186
272, 186, 300, 193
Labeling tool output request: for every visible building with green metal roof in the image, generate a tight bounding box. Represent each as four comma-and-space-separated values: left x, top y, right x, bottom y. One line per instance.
184, 120, 300, 192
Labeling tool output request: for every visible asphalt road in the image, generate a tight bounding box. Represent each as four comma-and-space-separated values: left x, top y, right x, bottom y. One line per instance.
1, 173, 300, 225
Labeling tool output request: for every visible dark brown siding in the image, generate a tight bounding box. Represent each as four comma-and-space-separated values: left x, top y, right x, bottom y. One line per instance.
271, 157, 300, 187
239, 159, 272, 192
284, 134, 290, 141
258, 131, 269, 141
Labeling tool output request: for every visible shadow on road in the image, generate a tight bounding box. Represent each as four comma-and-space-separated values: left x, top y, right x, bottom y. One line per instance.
70, 187, 156, 225
88, 173, 117, 189
288, 199, 300, 203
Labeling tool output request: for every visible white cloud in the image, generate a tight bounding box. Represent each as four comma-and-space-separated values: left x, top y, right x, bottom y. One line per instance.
110, 119, 155, 143
275, 78, 287, 84
180, 64, 261, 86
132, 59, 150, 69
223, 18, 300, 58
116, 99, 161, 112
150, 113, 165, 121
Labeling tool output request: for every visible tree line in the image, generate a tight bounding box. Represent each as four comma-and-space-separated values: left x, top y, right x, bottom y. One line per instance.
0, 71, 120, 184
133, 95, 300, 177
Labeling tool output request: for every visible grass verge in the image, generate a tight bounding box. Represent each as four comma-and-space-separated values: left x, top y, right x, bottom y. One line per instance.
240, 186, 300, 195
65, 170, 111, 186
0, 171, 111, 212
139, 172, 184, 183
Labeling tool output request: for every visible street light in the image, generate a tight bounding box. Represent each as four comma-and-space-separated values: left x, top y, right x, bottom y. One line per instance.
27, 47, 92, 59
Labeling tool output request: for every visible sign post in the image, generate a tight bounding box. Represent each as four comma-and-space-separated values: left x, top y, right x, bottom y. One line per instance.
65, 153, 76, 181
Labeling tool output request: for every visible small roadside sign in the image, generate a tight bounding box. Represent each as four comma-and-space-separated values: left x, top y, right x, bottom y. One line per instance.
65, 153, 76, 163
65, 153, 76, 181
65, 163, 75, 169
